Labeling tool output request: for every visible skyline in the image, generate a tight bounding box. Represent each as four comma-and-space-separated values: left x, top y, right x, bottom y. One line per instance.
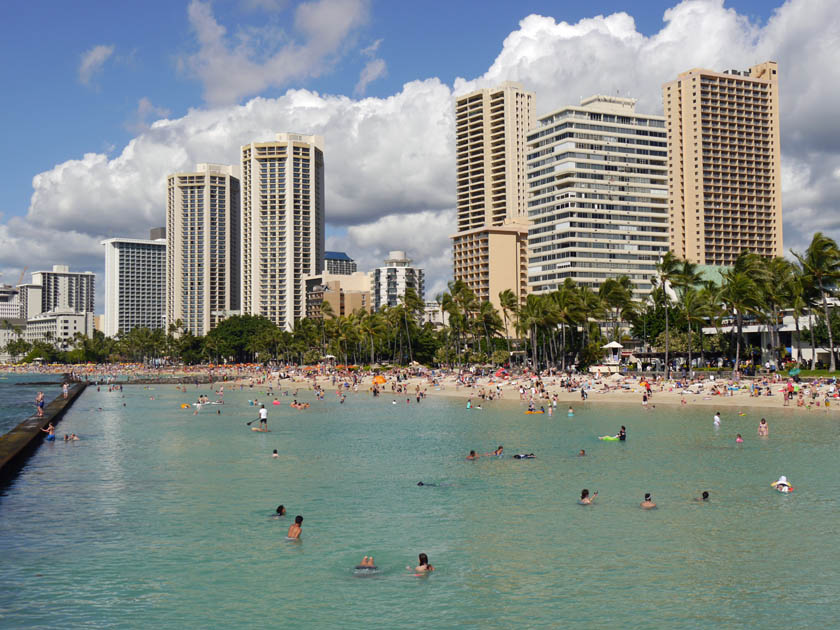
1, 0, 838, 311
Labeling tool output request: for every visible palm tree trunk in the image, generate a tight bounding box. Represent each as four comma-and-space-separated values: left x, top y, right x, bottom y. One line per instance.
809, 310, 816, 370
664, 302, 670, 378
819, 281, 836, 371
687, 323, 692, 377
735, 312, 743, 371
794, 315, 802, 365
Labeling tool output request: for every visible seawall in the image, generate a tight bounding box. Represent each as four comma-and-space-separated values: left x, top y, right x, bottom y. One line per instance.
0, 383, 87, 486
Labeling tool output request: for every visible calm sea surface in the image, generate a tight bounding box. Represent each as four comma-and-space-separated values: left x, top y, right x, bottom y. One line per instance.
0, 373, 62, 434
1, 383, 839, 629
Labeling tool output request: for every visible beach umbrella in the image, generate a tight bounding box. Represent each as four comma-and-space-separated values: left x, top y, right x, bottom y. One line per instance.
373, 375, 386, 385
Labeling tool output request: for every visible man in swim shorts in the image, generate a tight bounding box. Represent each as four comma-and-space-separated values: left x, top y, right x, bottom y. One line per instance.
287, 515, 303, 539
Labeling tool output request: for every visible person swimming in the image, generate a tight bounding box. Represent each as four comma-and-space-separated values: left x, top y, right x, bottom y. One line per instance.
568, 407, 574, 416
641, 493, 657, 509
579, 488, 597, 505
694, 491, 710, 502
513, 453, 536, 459
758, 417, 769, 436
466, 450, 479, 460
275, 505, 286, 516
356, 556, 377, 571
287, 515, 303, 539
492, 446, 503, 456
772, 476, 792, 492
618, 426, 626, 441
736, 434, 743, 443
272, 449, 279, 458
409, 553, 434, 574
578, 449, 586, 456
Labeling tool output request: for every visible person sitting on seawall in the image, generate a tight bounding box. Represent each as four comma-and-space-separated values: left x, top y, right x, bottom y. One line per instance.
408, 553, 434, 574
694, 491, 710, 502
287, 515, 303, 539
579, 489, 597, 505
641, 493, 657, 509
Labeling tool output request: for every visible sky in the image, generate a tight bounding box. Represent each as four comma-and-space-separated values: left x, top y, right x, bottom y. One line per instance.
1, 0, 838, 314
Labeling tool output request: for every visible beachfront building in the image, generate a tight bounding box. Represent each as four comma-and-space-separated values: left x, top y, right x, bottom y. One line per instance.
663, 61, 783, 265
0, 284, 21, 320
28, 265, 95, 316
451, 82, 534, 317
24, 309, 94, 350
372, 251, 424, 311
302, 271, 372, 319
324, 251, 357, 275
241, 133, 325, 330
166, 163, 241, 336
526, 95, 668, 298
423, 301, 450, 328
101, 230, 167, 337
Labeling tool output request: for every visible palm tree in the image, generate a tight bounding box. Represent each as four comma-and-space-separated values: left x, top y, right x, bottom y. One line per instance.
655, 251, 681, 376
498, 288, 517, 354
719, 270, 760, 371
792, 233, 840, 371
681, 287, 710, 375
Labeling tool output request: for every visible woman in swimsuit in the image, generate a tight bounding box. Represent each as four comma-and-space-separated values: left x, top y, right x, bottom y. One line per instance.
579, 489, 597, 505
410, 553, 434, 573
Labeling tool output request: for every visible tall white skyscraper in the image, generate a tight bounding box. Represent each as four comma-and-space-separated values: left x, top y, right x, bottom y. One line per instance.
166, 163, 241, 336
526, 95, 669, 298
101, 230, 166, 337
241, 133, 325, 330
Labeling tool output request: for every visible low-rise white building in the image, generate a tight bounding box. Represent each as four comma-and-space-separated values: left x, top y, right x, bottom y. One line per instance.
372, 251, 424, 311
25, 310, 94, 350
423, 302, 449, 328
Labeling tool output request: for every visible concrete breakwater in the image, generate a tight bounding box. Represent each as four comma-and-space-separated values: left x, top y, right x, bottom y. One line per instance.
0, 383, 87, 486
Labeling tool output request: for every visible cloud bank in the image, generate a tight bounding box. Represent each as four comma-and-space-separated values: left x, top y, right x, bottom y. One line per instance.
3, 0, 840, 307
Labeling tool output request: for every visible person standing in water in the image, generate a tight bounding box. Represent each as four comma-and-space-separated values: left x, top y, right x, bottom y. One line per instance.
287, 515, 303, 539
713, 412, 721, 427
410, 553, 434, 573
618, 426, 626, 441
641, 493, 656, 509
758, 417, 769, 436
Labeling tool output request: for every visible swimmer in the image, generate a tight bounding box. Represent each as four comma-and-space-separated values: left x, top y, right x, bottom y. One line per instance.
513, 453, 536, 459
409, 552, 434, 573
758, 417, 769, 436
70, 433, 79, 441
272, 449, 279, 458
287, 515, 303, 539
771, 475, 792, 492
641, 493, 657, 509
618, 425, 626, 441
568, 407, 574, 416
40, 423, 55, 441
492, 445, 503, 456
276, 505, 286, 516
356, 556, 377, 570
578, 449, 586, 456
694, 491, 710, 502
736, 434, 743, 443
466, 450, 479, 460
579, 489, 597, 505
417, 481, 437, 487
713, 412, 721, 427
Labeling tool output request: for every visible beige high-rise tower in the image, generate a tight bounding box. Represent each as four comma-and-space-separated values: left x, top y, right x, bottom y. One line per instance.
663, 61, 782, 265
451, 82, 534, 316
241, 133, 325, 330
166, 163, 241, 336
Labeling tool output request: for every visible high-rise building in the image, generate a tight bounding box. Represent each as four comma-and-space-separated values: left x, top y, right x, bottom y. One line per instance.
526, 95, 669, 297
303, 271, 372, 319
451, 82, 535, 315
101, 229, 167, 337
663, 61, 782, 265
372, 250, 424, 311
0, 284, 21, 321
29, 265, 95, 315
166, 163, 241, 336
324, 251, 357, 275
241, 133, 325, 330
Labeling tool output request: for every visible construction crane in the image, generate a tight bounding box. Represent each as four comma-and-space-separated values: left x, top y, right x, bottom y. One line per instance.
17, 266, 27, 286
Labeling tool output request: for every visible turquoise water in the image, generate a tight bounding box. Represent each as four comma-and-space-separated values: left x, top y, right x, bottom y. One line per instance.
0, 373, 62, 434
1, 384, 839, 629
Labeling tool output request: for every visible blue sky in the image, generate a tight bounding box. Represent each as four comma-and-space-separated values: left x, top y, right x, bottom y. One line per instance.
2, 0, 837, 307
0, 0, 774, 225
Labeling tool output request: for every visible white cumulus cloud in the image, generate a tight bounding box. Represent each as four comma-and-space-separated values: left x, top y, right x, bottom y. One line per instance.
183, 0, 369, 105
78, 44, 115, 85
